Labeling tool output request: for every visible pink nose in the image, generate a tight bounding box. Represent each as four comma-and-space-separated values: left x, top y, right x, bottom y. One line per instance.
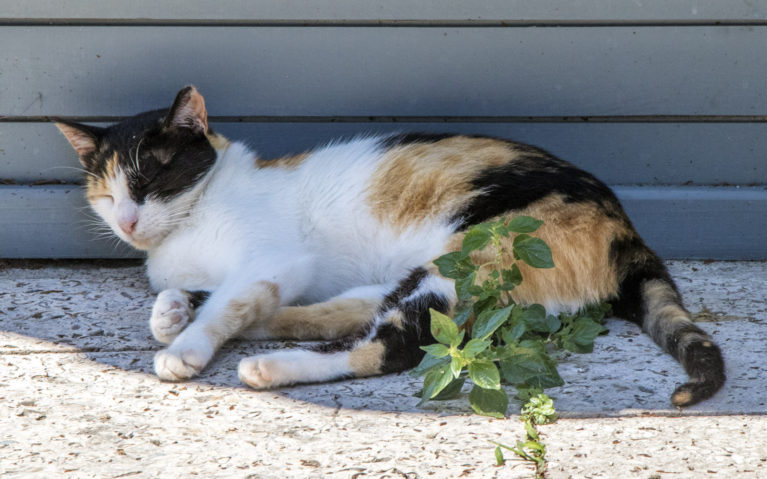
118, 216, 138, 235
116, 200, 139, 236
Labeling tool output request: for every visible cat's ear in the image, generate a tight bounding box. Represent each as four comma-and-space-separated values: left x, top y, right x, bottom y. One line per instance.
55, 121, 104, 166
165, 85, 208, 134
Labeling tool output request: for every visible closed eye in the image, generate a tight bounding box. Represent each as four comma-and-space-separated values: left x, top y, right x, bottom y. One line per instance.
93, 194, 114, 205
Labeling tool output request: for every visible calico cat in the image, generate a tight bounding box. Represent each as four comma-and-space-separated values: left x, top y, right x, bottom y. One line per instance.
56, 86, 725, 407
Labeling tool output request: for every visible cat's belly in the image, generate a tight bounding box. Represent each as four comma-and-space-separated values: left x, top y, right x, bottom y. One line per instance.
299, 221, 456, 303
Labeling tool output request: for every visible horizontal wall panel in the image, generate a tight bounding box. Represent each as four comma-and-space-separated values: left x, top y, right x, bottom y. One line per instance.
2, 185, 766, 260
4, 121, 767, 186
0, 186, 140, 259
2, 1, 766, 22
2, 26, 764, 117
615, 186, 767, 260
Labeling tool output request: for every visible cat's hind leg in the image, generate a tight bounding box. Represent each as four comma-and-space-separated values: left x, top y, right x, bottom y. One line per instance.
241, 284, 392, 341
238, 267, 454, 389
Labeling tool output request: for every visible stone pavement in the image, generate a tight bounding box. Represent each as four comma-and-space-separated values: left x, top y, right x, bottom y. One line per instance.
1, 260, 765, 478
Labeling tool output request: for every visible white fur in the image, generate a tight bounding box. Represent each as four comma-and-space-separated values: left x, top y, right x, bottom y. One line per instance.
91, 137, 457, 382
238, 350, 353, 389
149, 289, 193, 344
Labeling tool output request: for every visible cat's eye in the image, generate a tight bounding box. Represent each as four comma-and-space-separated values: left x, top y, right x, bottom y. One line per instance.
93, 194, 114, 205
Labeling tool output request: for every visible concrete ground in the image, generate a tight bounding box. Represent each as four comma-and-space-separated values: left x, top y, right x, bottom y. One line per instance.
1, 260, 765, 478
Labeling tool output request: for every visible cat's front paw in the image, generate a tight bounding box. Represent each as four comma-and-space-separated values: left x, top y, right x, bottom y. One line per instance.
150, 289, 193, 344
154, 343, 212, 381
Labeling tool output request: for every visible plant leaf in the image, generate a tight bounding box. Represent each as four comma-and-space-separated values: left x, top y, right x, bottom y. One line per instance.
461, 228, 493, 255
455, 271, 480, 302
501, 264, 523, 289
433, 251, 475, 280
512, 234, 554, 269
450, 355, 466, 378
420, 343, 450, 358
421, 362, 456, 400
472, 305, 513, 340
410, 353, 450, 377
462, 338, 491, 358
520, 304, 551, 333
507, 216, 544, 234
469, 385, 509, 418
560, 317, 608, 353
468, 361, 502, 390
499, 343, 564, 389
430, 376, 466, 401
430, 309, 459, 345
451, 305, 473, 327
494, 445, 505, 466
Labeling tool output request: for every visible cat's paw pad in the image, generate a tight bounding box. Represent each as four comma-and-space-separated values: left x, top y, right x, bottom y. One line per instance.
150, 289, 193, 344
154, 346, 211, 381
238, 355, 289, 389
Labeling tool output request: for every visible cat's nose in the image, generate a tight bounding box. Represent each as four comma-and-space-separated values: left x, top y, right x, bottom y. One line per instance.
118, 216, 138, 235
117, 201, 139, 236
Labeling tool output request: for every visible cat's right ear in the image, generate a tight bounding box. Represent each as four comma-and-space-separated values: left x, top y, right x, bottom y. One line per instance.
165, 85, 208, 135
55, 121, 104, 167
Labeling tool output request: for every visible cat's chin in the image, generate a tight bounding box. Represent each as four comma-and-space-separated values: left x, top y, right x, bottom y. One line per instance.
118, 231, 163, 252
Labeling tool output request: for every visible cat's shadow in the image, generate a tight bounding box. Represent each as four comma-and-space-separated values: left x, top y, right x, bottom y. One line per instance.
5, 264, 758, 417
81, 320, 751, 418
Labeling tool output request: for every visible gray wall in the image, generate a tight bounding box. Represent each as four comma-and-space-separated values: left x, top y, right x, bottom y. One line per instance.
2, 2, 766, 259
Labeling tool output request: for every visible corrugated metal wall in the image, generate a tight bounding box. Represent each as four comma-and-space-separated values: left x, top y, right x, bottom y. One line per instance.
2, 2, 766, 258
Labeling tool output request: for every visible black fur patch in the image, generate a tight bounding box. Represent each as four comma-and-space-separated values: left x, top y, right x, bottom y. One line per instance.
378, 292, 450, 374
133, 128, 216, 203
85, 108, 217, 204
379, 132, 457, 149
309, 267, 449, 367
672, 339, 726, 406
664, 323, 707, 360
375, 267, 450, 373
607, 236, 676, 325
186, 290, 211, 309
454, 149, 621, 228
377, 267, 429, 312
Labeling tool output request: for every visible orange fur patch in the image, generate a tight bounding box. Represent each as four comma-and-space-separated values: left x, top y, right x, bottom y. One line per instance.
367, 137, 518, 230
205, 131, 231, 151
449, 195, 634, 310
255, 152, 310, 170
205, 281, 281, 346
348, 341, 385, 376
258, 298, 378, 340
84, 152, 119, 202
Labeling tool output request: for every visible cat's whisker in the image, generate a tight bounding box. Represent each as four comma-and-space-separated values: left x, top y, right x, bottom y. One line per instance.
133, 138, 144, 173
46, 165, 100, 180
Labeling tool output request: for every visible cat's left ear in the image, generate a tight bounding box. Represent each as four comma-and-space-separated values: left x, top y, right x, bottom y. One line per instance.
55, 121, 105, 167
165, 85, 208, 135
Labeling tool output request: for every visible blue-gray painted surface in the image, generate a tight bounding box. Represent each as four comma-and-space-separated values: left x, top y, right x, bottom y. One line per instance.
2, 0, 766, 21
2, 27, 765, 117
4, 122, 766, 186
0, 3, 765, 259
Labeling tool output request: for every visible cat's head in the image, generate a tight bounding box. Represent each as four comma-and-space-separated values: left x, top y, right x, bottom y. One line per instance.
57, 86, 224, 251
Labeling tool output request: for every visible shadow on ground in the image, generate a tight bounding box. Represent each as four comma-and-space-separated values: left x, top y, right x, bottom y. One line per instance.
2, 261, 766, 418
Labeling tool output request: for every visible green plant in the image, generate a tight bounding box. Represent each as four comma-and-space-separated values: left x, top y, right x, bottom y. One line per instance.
412, 216, 610, 418
494, 392, 557, 478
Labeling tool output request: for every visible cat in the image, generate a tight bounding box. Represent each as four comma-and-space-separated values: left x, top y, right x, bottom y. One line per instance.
56, 86, 725, 407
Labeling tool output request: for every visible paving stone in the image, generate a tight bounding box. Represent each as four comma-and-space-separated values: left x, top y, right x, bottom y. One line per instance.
0, 260, 765, 478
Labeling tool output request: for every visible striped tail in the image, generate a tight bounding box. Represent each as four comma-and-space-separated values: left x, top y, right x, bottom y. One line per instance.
237, 266, 455, 389
610, 244, 726, 407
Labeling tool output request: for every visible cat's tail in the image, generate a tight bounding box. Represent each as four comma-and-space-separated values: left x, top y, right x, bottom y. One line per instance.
609, 239, 725, 407
237, 266, 455, 389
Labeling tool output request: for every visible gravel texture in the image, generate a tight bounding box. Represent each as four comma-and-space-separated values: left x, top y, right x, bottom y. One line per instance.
1, 260, 765, 478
